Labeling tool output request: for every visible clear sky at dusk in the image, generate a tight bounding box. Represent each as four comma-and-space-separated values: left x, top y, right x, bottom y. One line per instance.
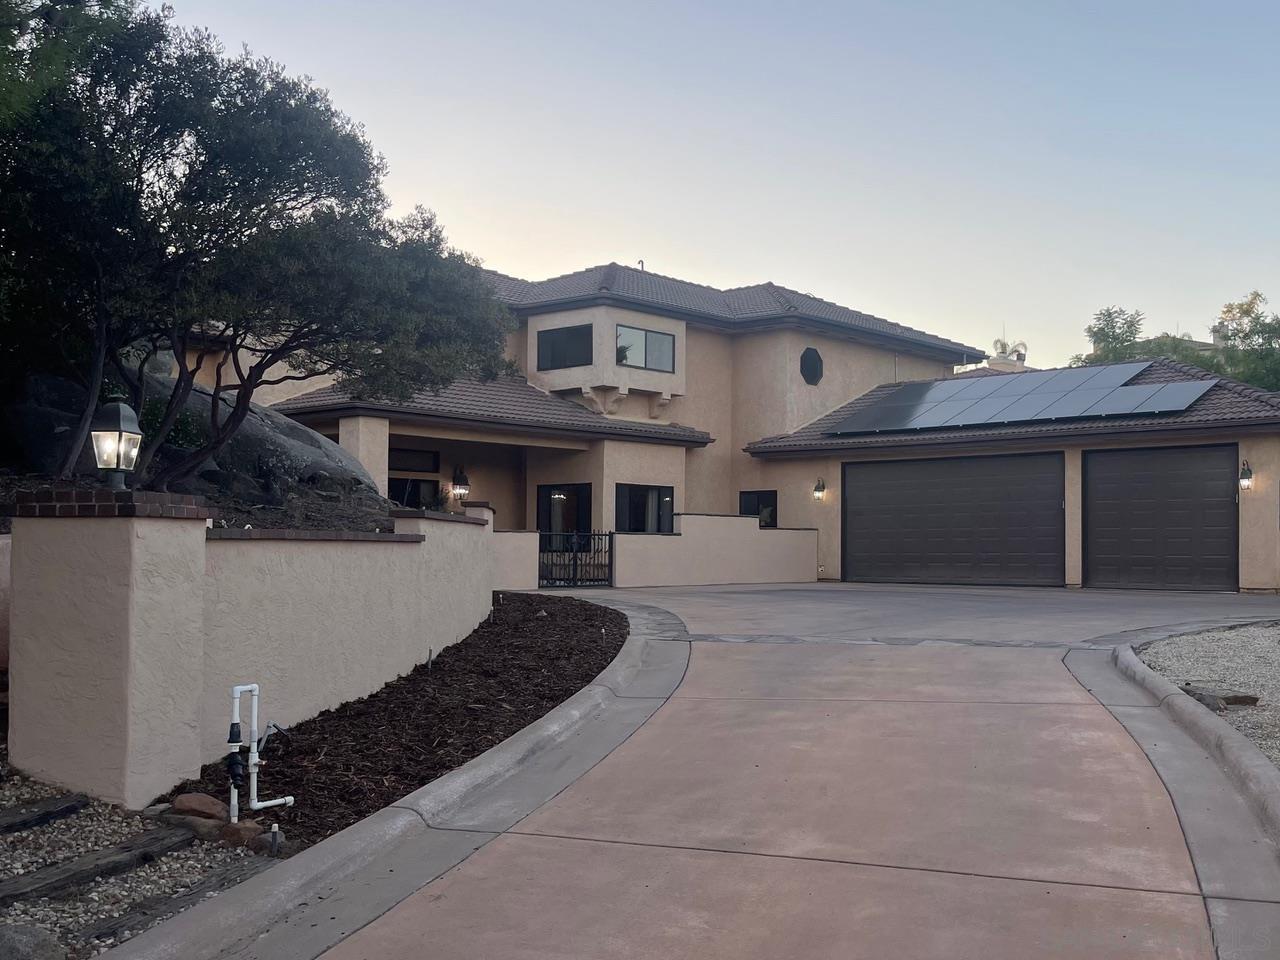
162, 1, 1278, 366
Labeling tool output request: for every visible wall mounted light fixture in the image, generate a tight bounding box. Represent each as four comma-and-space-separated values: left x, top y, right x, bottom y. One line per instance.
813, 478, 827, 501
1240, 460, 1254, 492
451, 465, 471, 499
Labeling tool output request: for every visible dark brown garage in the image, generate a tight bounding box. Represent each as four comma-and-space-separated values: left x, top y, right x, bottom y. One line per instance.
842, 453, 1066, 586
1084, 445, 1239, 590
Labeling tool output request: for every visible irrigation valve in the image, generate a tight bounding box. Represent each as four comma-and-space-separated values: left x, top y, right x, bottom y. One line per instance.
226, 683, 295, 824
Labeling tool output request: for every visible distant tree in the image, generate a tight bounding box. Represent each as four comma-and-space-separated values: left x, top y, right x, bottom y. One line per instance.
1069, 307, 1145, 365
1218, 292, 1280, 391
1070, 305, 1227, 374
1, 3, 511, 488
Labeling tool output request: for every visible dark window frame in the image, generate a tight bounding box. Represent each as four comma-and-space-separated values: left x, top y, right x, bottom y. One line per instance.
739, 489, 778, 528
615, 483, 675, 533
388, 447, 441, 473
388, 476, 441, 510
537, 323, 594, 371
800, 347, 823, 386
616, 324, 676, 374
536, 482, 593, 533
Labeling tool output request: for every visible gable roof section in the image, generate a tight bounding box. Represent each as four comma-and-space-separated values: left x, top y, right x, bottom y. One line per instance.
482, 263, 984, 364
746, 358, 1280, 457
274, 375, 712, 448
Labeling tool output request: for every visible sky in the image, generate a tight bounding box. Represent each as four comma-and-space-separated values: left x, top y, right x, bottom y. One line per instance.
162, 1, 1279, 367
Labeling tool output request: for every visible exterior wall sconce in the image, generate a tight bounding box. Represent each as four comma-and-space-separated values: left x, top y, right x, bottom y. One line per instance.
1239, 460, 1254, 492
90, 398, 143, 490
451, 465, 471, 499
812, 478, 827, 502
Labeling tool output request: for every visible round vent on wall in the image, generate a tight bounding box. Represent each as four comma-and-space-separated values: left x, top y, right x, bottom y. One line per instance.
800, 347, 823, 385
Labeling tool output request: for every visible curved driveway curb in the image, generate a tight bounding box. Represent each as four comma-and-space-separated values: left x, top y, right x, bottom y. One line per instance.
107, 605, 691, 960
1112, 643, 1280, 847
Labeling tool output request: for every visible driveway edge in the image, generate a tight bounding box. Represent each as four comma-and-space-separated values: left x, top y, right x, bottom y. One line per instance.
1112, 643, 1280, 847
106, 604, 691, 960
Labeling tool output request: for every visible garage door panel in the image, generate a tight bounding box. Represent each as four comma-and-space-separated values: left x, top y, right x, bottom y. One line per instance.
843, 454, 1065, 586
1084, 445, 1238, 591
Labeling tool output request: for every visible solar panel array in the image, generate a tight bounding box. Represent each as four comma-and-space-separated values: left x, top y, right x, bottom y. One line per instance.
826, 362, 1218, 436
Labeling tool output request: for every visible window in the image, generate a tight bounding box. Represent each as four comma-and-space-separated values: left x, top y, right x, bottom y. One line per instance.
537, 324, 593, 371
739, 490, 778, 528
388, 477, 441, 510
537, 483, 592, 533
616, 483, 674, 533
388, 447, 440, 473
800, 347, 823, 385
616, 325, 675, 373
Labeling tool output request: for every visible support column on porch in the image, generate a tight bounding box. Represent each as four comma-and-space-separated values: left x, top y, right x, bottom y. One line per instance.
339, 415, 390, 496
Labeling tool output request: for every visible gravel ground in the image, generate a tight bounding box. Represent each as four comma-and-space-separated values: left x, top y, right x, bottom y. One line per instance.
1, 842, 250, 958
0, 802, 154, 880
1141, 622, 1280, 768
0, 742, 63, 808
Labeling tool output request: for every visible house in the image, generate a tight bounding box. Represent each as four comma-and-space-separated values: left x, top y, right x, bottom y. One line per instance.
274, 262, 982, 540
274, 263, 1280, 593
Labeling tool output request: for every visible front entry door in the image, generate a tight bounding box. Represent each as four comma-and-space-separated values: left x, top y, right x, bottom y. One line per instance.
537, 484, 611, 587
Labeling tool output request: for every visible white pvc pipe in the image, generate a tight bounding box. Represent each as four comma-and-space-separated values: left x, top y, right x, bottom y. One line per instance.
228, 682, 293, 822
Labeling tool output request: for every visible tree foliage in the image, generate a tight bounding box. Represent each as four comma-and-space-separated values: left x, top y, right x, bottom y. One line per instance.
1217, 292, 1280, 391
1, 1, 512, 488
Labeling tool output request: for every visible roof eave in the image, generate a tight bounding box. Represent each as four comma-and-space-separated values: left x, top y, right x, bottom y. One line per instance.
283, 401, 713, 448
746, 417, 1280, 459
507, 293, 986, 365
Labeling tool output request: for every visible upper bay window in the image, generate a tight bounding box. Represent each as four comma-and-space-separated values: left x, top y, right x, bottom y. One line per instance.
616, 324, 675, 373
537, 324, 593, 371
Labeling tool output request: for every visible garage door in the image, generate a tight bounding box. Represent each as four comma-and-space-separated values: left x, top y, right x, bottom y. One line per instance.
1084, 445, 1238, 590
842, 454, 1066, 586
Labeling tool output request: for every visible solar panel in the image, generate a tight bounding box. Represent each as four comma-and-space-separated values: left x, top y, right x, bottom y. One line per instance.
1083, 383, 1162, 417
1028, 366, 1102, 393
824, 361, 1206, 437
904, 398, 982, 429
1130, 380, 1216, 414
1075, 361, 1152, 389
981, 391, 1061, 424
1035, 387, 1117, 420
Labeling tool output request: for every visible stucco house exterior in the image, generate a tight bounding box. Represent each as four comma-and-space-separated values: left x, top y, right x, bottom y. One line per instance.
272, 262, 1280, 593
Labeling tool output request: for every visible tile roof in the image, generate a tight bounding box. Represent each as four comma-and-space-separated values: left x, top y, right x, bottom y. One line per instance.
747, 358, 1280, 456
481, 263, 984, 362
273, 375, 712, 447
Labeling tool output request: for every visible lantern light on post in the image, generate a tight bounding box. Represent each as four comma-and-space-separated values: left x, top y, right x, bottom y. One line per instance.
1240, 460, 1254, 492
90, 398, 143, 490
812, 477, 827, 502
451, 465, 471, 499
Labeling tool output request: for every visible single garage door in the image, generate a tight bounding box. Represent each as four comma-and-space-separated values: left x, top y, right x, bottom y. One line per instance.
842, 454, 1066, 586
1084, 445, 1238, 590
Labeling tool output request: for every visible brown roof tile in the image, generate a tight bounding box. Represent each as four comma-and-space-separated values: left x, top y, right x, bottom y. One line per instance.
481, 263, 984, 362
274, 376, 712, 447
747, 358, 1280, 456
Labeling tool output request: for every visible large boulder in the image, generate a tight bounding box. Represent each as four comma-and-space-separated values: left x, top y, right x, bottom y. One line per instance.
2, 374, 381, 510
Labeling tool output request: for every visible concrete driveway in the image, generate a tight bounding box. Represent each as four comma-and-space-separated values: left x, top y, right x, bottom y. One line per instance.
320, 585, 1280, 960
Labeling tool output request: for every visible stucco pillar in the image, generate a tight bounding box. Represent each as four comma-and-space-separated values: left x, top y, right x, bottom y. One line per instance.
462, 500, 497, 527
339, 415, 390, 496
1063, 449, 1083, 587
8, 495, 209, 808
1238, 436, 1280, 591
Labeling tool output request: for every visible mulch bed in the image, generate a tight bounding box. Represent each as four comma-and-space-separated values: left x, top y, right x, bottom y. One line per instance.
161, 592, 627, 849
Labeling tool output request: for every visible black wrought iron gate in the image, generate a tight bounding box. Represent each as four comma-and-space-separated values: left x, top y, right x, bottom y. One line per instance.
538, 531, 613, 587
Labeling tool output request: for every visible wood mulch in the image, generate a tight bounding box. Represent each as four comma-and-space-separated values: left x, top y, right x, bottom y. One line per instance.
161, 592, 627, 849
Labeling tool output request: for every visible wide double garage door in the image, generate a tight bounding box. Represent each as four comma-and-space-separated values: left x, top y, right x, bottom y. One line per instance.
842, 445, 1238, 590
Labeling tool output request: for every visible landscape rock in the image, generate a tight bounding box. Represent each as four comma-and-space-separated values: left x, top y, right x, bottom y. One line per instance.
0, 922, 66, 960
140, 803, 171, 819
171, 793, 229, 821
218, 819, 263, 846
247, 828, 288, 857
160, 813, 223, 840
4, 373, 380, 507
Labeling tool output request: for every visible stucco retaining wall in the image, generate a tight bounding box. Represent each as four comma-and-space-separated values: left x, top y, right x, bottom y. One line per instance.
7, 510, 496, 808
613, 513, 817, 587
493, 530, 538, 590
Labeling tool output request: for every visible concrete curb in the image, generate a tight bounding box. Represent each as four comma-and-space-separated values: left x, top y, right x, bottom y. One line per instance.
107, 606, 691, 960
1112, 644, 1280, 848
